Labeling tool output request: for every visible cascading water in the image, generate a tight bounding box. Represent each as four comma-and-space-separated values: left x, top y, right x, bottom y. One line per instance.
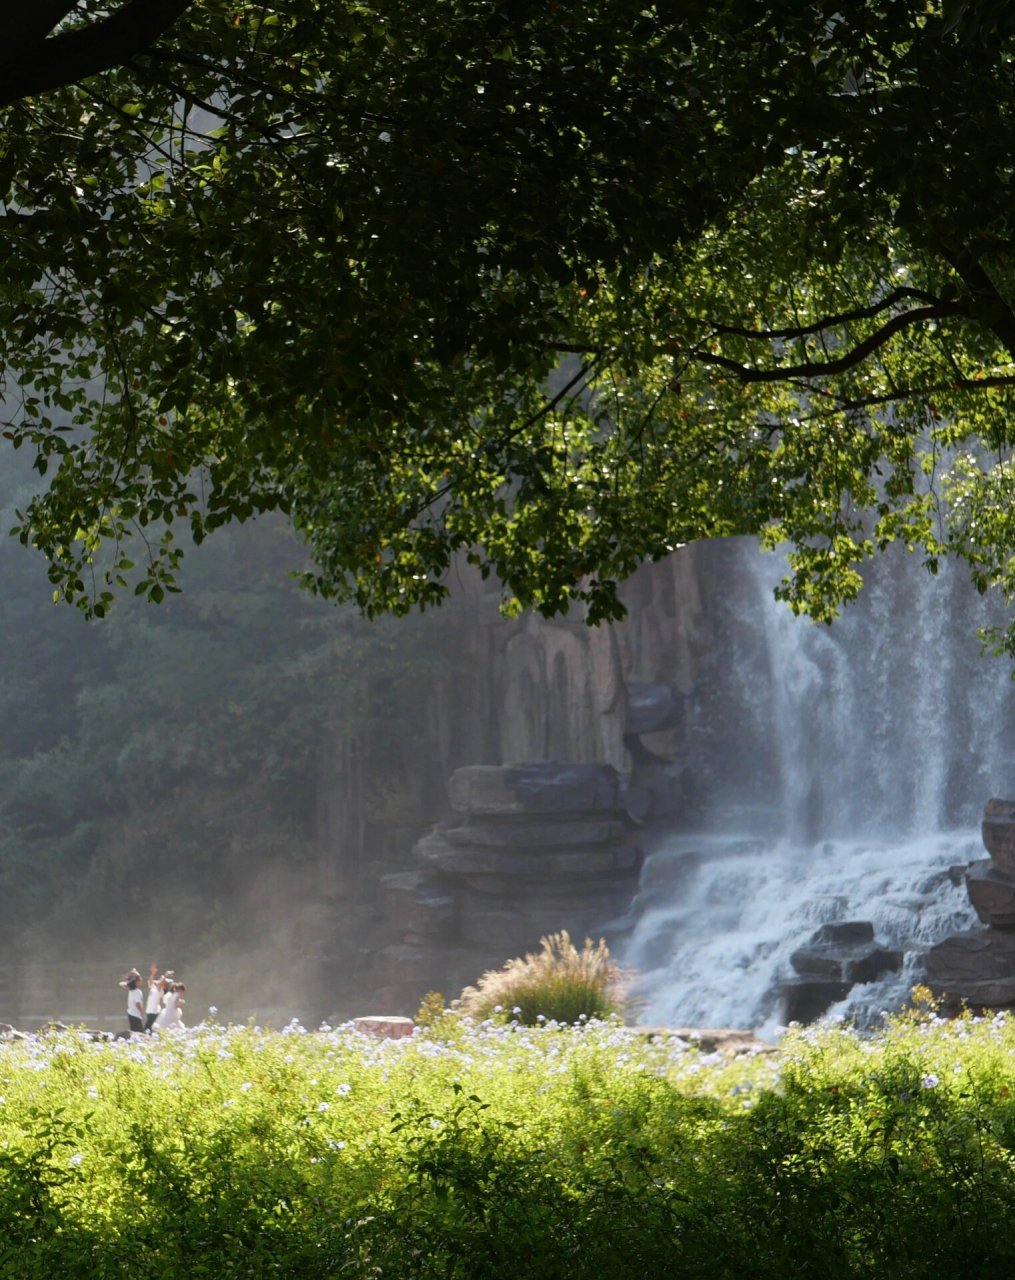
622, 539, 1015, 1034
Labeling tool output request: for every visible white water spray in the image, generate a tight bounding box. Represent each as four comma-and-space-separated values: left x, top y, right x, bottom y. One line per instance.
623, 541, 1015, 1032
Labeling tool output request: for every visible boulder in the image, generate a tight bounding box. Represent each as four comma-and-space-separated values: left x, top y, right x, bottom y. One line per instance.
448, 763, 620, 816
846, 947, 904, 984
965, 860, 1015, 929
941, 977, 1015, 1007
789, 921, 901, 986
783, 979, 854, 1024
811, 921, 875, 945
982, 798, 1015, 876
925, 929, 1015, 1001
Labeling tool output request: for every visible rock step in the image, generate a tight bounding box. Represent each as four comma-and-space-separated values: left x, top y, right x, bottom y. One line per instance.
443, 818, 626, 849
783, 979, 854, 1025
414, 833, 641, 877
966, 860, 1015, 929
449, 763, 621, 816
926, 928, 1015, 987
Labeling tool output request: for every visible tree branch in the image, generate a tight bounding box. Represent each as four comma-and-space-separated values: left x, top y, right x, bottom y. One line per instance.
0, 0, 192, 107
1, 0, 78, 64
692, 301, 968, 383
939, 242, 1015, 362
707, 287, 947, 342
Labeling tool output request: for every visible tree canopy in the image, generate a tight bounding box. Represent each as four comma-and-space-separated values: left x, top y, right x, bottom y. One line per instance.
8, 2, 1015, 648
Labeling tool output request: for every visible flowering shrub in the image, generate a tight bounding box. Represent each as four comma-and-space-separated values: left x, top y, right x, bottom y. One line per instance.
457, 930, 628, 1025
0, 1008, 1014, 1275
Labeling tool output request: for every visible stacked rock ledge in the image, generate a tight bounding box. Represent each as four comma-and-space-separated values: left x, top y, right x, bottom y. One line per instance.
783, 921, 902, 1024
925, 798, 1015, 1010
371, 763, 643, 1012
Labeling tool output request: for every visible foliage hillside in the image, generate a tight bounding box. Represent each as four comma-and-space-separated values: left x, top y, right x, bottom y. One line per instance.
0, 458, 459, 980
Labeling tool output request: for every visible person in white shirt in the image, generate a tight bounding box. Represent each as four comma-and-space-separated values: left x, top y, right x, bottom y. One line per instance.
120, 968, 145, 1034
144, 964, 166, 1033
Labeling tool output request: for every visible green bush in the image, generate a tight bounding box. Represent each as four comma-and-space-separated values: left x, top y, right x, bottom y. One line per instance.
3, 1008, 1015, 1275
457, 930, 628, 1025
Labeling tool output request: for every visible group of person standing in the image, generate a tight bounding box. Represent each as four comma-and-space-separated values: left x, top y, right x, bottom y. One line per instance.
120, 963, 186, 1034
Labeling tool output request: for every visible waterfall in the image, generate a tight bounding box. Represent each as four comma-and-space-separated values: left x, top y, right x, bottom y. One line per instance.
622, 540, 1015, 1033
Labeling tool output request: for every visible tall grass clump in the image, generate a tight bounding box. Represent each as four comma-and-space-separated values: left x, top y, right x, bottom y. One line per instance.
458, 930, 627, 1025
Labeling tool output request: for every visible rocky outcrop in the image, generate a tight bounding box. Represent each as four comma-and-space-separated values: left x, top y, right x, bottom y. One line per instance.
448, 763, 622, 816
368, 763, 643, 1012
964, 861, 1015, 928
925, 930, 1015, 1009
783, 921, 902, 1023
982, 799, 1015, 877
925, 799, 1015, 1009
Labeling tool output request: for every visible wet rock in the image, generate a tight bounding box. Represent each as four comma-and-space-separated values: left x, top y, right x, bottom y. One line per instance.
925, 928, 1015, 997
947, 977, 1015, 1007
965, 860, 1015, 929
846, 948, 904, 984
789, 921, 901, 986
783, 979, 854, 1024
811, 921, 874, 945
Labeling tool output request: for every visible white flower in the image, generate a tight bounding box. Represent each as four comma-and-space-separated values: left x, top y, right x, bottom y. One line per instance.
209, 1006, 218, 1016
317, 1102, 329, 1112
240, 1081, 253, 1093
921, 1073, 940, 1089
87, 1086, 99, 1099
68, 1153, 84, 1167
336, 1083, 352, 1096
378, 131, 391, 143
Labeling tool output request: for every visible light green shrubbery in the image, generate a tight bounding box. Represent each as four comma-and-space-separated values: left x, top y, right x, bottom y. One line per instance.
456, 930, 628, 1025
1, 1003, 1015, 1276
